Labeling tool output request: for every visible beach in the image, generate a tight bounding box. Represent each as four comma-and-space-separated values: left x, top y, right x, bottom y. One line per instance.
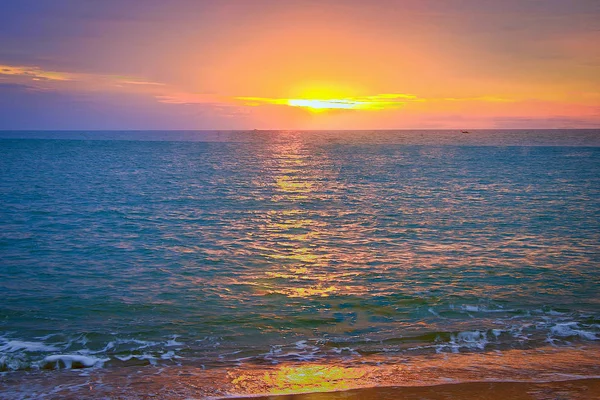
2, 345, 599, 398
241, 380, 600, 400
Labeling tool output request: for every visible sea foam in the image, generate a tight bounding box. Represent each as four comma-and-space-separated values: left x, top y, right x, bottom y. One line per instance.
42, 354, 109, 369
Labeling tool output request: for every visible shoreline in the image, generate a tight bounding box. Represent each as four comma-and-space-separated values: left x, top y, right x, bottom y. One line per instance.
229, 378, 600, 400
2, 345, 600, 399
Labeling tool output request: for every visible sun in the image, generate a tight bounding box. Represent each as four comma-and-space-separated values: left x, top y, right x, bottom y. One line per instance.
236, 82, 416, 113
286, 98, 367, 112
286, 83, 363, 112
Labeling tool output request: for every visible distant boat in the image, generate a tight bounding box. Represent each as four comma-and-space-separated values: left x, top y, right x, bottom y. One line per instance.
461, 130, 469, 133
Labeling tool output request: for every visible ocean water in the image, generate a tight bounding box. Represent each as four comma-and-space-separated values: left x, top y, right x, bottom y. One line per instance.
1, 130, 599, 397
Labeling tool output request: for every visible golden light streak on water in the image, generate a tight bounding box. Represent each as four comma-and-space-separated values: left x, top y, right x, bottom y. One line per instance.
225, 346, 600, 397
232, 364, 370, 395
254, 135, 347, 298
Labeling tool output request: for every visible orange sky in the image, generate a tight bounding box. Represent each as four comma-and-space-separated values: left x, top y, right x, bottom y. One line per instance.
0, 0, 599, 129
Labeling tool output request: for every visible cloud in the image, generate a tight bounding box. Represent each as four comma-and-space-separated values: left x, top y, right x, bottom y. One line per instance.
0, 65, 72, 81
0, 63, 244, 115
1, 61, 597, 129
0, 63, 168, 89
0, 81, 256, 130
235, 93, 424, 111
233, 93, 522, 113
0, 63, 180, 112
120, 80, 166, 86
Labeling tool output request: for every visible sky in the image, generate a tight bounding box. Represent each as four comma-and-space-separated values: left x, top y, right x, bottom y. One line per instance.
0, 0, 599, 130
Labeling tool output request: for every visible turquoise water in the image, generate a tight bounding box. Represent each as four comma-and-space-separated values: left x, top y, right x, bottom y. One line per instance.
1, 130, 599, 372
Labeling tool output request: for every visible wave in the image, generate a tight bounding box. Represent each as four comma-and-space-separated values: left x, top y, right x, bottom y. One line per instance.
1, 314, 598, 372
0, 334, 185, 372
549, 322, 598, 341
42, 354, 109, 369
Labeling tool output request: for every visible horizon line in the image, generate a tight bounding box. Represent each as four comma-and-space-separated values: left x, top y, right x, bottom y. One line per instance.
1, 128, 599, 132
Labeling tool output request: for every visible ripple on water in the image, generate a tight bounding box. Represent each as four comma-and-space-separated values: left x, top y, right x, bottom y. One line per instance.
0, 130, 599, 375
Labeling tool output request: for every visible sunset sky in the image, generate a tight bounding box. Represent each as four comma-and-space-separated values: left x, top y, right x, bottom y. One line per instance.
1, 0, 599, 130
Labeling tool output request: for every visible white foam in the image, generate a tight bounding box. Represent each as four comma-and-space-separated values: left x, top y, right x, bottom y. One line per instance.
114, 353, 158, 365
437, 330, 489, 353
331, 347, 359, 355
43, 354, 108, 369
166, 335, 183, 346
460, 305, 513, 313
0, 340, 59, 353
456, 331, 488, 348
116, 338, 158, 348
87, 341, 115, 354
35, 333, 62, 341
261, 342, 322, 362
160, 350, 182, 360
114, 354, 135, 361
295, 340, 312, 349
550, 323, 598, 340
547, 310, 566, 316
0, 354, 28, 371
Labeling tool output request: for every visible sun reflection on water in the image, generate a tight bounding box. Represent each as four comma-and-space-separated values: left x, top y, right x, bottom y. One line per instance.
225, 347, 600, 397
232, 363, 372, 395
254, 134, 349, 299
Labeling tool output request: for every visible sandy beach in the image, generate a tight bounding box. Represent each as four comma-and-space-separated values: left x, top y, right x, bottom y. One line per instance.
2, 345, 599, 399
234, 379, 600, 400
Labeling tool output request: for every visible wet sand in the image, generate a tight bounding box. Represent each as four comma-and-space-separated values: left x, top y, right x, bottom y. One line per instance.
235, 379, 600, 400
2, 345, 599, 399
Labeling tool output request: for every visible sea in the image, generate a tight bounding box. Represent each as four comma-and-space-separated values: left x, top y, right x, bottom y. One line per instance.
1, 130, 599, 399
